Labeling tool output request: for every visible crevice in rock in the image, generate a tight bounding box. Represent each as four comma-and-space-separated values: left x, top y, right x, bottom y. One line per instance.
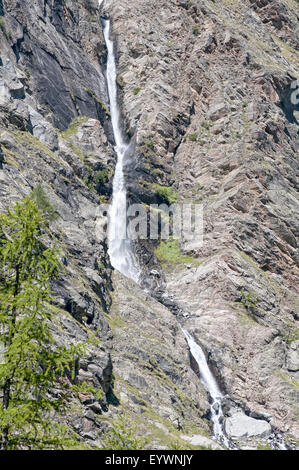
12, 36, 24, 63
272, 74, 299, 124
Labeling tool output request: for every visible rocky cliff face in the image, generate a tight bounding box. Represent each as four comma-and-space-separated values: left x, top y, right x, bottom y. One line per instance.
0, 0, 298, 450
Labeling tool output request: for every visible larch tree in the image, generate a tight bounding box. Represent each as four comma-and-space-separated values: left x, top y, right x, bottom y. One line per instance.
0, 194, 82, 450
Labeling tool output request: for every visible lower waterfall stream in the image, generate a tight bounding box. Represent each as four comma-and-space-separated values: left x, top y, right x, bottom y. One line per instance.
182, 330, 230, 448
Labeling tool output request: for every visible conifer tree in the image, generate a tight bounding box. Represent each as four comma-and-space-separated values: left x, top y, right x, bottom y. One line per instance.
30, 184, 59, 224
0, 196, 82, 450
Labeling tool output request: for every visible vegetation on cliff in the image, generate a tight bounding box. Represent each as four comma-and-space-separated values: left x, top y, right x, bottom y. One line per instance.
0, 196, 82, 449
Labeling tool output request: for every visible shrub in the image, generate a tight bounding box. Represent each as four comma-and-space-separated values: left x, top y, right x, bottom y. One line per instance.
30, 184, 59, 223
139, 139, 156, 157
116, 74, 125, 89
133, 87, 141, 95
0, 197, 83, 450
201, 121, 211, 130
153, 184, 178, 204
144, 139, 155, 150
95, 169, 109, 186
189, 133, 198, 142
193, 25, 199, 36
240, 289, 258, 309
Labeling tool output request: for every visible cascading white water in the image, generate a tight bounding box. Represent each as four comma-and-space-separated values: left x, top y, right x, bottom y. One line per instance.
102, 18, 140, 283
183, 329, 230, 448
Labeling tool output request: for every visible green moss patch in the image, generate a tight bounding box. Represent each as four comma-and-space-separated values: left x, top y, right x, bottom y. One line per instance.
155, 238, 200, 268
60, 116, 89, 139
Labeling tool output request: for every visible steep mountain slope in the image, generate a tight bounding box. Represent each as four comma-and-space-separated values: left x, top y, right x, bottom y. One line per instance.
103, 0, 299, 445
0, 0, 298, 450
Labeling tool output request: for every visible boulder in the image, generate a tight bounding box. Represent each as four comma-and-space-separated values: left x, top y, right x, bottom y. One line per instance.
286, 342, 299, 372
208, 102, 228, 122
225, 412, 272, 440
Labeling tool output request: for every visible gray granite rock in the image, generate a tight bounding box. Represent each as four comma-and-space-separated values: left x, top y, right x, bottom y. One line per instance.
225, 412, 272, 440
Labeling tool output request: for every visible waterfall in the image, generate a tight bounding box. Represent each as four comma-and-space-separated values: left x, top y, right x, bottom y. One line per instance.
100, 5, 228, 447
101, 9, 228, 443
102, 19, 140, 283
183, 329, 230, 447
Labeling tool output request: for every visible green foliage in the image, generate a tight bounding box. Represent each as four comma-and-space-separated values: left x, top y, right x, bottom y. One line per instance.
239, 289, 258, 309
85, 14, 97, 25
201, 121, 211, 130
60, 116, 89, 139
145, 140, 155, 150
95, 169, 109, 186
102, 413, 147, 450
116, 74, 125, 89
282, 326, 299, 345
153, 184, 178, 204
133, 87, 141, 95
193, 25, 199, 36
189, 133, 198, 142
73, 382, 103, 401
155, 238, 199, 267
0, 18, 5, 31
83, 177, 95, 192
279, 371, 299, 389
169, 439, 191, 450
0, 197, 83, 450
99, 195, 108, 204
139, 138, 156, 157
30, 184, 59, 223
169, 439, 210, 450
